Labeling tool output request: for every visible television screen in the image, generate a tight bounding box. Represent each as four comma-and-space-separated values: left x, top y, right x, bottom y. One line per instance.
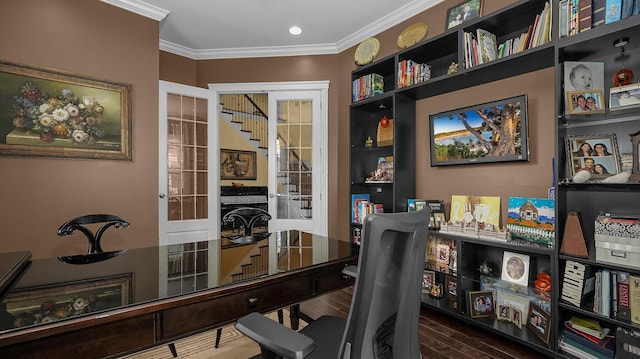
429, 95, 529, 166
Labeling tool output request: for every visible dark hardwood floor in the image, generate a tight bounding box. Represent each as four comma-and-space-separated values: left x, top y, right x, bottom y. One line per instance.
298, 287, 551, 359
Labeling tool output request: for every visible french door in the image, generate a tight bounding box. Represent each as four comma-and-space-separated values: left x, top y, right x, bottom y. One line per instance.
210, 82, 328, 236
158, 81, 219, 245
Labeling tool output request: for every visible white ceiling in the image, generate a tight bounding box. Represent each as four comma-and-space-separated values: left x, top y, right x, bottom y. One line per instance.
101, 0, 443, 60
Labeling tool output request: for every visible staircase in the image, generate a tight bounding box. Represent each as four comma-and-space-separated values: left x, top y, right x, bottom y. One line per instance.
220, 93, 313, 219
230, 244, 269, 282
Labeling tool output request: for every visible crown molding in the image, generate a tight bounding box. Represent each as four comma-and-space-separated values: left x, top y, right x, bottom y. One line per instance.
100, 0, 169, 21
122, 0, 443, 59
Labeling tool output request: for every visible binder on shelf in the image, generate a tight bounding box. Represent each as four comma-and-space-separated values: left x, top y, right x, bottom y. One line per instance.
561, 330, 615, 358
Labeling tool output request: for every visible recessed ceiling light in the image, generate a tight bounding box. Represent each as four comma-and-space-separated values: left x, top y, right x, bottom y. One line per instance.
289, 26, 302, 35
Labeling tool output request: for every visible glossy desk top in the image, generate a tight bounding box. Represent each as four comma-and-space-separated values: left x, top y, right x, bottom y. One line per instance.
0, 230, 353, 334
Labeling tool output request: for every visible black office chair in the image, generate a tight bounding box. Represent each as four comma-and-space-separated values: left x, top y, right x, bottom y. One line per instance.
235, 208, 430, 359
57, 214, 129, 265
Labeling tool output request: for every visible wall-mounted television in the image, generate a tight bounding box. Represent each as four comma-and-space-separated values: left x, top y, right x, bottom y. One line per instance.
429, 94, 529, 167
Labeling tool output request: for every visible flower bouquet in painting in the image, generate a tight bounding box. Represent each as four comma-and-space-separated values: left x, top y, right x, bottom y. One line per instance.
10, 81, 108, 144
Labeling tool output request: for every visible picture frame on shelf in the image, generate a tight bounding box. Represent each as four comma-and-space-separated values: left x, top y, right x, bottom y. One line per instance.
565, 90, 606, 113
422, 270, 435, 293
610, 83, 640, 110
429, 283, 443, 298
526, 301, 551, 343
501, 251, 530, 286
445, 274, 457, 298
446, 0, 482, 30
511, 306, 523, 328
0, 61, 132, 160
468, 290, 495, 318
563, 61, 605, 92
497, 304, 512, 322
565, 134, 622, 179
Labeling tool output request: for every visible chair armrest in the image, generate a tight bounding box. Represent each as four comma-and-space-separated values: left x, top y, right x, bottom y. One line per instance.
235, 312, 315, 359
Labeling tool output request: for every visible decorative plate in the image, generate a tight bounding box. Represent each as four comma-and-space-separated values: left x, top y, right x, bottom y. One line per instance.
354, 37, 380, 66
397, 23, 428, 48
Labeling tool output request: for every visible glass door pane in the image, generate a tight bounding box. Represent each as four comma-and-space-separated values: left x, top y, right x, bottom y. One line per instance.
276, 99, 312, 220
166, 94, 208, 221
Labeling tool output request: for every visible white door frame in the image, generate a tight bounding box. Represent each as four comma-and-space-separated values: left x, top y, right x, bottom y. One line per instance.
208, 81, 329, 236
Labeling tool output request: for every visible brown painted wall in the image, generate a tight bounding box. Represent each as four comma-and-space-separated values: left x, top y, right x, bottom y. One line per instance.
1, 0, 552, 259
0, 0, 160, 258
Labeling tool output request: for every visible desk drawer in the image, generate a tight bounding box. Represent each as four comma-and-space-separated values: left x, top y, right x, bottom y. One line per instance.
162, 276, 312, 338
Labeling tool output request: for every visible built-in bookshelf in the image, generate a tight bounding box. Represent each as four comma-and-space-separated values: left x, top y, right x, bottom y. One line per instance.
349, 0, 640, 357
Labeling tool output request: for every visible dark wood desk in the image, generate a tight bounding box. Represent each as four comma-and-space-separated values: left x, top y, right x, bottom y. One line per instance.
0, 231, 356, 358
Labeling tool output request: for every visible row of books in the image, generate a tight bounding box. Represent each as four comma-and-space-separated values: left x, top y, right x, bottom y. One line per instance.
352, 73, 384, 102
350, 194, 383, 225
559, 0, 638, 39
397, 60, 431, 89
463, 1, 551, 69
562, 261, 640, 324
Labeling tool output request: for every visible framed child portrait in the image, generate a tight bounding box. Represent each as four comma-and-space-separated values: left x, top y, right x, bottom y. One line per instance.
422, 270, 435, 293
610, 83, 640, 109
565, 134, 622, 179
563, 61, 604, 113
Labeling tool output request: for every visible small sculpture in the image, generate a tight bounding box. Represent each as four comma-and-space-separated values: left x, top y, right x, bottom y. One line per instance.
447, 62, 459, 74
364, 136, 373, 148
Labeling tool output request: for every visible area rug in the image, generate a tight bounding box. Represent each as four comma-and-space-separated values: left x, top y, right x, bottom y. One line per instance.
123, 310, 305, 359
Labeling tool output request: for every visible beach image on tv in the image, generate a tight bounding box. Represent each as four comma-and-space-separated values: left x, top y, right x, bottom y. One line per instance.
429, 95, 528, 166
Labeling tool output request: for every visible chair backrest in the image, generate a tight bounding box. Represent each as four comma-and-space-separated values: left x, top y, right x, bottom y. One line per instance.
58, 214, 129, 254
339, 208, 429, 359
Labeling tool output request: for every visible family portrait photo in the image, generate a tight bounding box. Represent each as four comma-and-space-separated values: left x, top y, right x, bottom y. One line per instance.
566, 134, 622, 178
446, 0, 482, 29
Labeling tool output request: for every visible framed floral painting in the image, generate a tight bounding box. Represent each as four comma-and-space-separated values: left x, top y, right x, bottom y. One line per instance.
0, 61, 132, 160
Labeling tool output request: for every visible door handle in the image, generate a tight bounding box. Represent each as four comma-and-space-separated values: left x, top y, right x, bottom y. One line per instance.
269, 193, 275, 198
159, 193, 166, 198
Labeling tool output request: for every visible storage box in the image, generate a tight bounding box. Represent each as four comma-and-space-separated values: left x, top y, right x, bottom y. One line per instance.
594, 216, 640, 268
617, 327, 640, 359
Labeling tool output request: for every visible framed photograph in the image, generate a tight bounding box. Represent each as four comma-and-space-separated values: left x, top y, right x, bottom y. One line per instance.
565, 90, 605, 113
429, 95, 529, 166
0, 60, 132, 160
501, 251, 530, 286
429, 283, 443, 298
610, 83, 640, 110
563, 61, 605, 92
422, 270, 435, 293
468, 290, 495, 318
565, 134, 622, 179
526, 301, 551, 343
511, 306, 523, 328
446, 0, 482, 30
220, 149, 257, 180
497, 304, 512, 322
445, 274, 457, 298
0, 274, 132, 329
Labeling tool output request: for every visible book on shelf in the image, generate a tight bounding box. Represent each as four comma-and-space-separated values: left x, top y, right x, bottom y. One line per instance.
621, 0, 635, 18
631, 274, 640, 325
352, 73, 384, 102
605, 0, 622, 24
407, 199, 427, 212
560, 331, 615, 359
579, 0, 593, 32
476, 28, 497, 64
618, 271, 631, 322
426, 199, 446, 229
568, 316, 609, 339
351, 193, 370, 224
558, 338, 605, 359
592, 0, 607, 27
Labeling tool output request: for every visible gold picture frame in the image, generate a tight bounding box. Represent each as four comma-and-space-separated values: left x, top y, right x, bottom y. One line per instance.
565, 90, 605, 114
0, 60, 132, 160
220, 149, 257, 180
468, 290, 495, 318
0, 274, 132, 330
526, 301, 551, 343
